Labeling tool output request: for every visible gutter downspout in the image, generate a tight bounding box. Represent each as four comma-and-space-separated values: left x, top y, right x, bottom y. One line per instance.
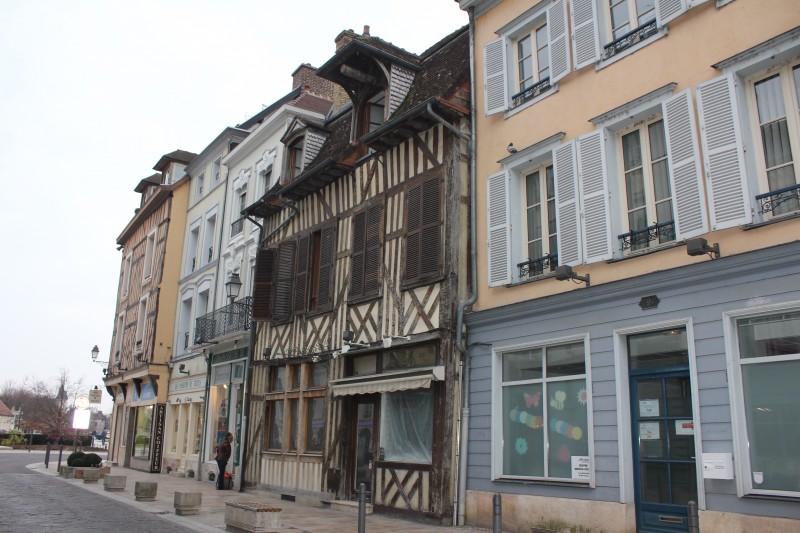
237, 199, 299, 492
198, 349, 212, 481
454, 6, 478, 526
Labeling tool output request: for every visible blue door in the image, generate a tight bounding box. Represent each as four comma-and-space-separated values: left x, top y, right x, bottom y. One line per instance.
628, 329, 697, 533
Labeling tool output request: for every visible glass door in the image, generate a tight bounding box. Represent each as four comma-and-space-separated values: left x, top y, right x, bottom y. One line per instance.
353, 398, 377, 499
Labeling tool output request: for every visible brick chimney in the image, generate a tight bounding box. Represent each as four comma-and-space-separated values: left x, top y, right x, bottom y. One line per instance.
291, 64, 334, 100
335, 28, 357, 51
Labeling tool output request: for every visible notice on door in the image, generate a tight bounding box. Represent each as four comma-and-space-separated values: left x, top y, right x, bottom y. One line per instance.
571, 456, 591, 480
675, 420, 694, 435
639, 421, 660, 440
639, 399, 659, 417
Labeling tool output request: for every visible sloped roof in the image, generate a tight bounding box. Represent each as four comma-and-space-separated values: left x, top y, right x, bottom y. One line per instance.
0, 399, 14, 417
134, 173, 162, 193
237, 87, 302, 130
152, 149, 196, 172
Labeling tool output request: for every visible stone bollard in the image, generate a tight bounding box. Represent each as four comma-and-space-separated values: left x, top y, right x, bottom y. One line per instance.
135, 481, 158, 502
104, 475, 127, 492
224, 501, 282, 532
83, 469, 101, 483
174, 492, 202, 516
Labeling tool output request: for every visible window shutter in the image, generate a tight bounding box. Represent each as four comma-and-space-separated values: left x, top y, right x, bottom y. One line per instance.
662, 89, 708, 238
420, 178, 441, 278
405, 184, 422, 281
294, 235, 310, 314
349, 211, 366, 299
316, 224, 336, 312
252, 248, 275, 321
577, 131, 612, 263
571, 0, 600, 70
656, 0, 688, 26
487, 171, 511, 287
554, 141, 582, 265
696, 75, 751, 229
273, 241, 296, 321
484, 37, 507, 116
363, 204, 383, 296
548, 0, 571, 84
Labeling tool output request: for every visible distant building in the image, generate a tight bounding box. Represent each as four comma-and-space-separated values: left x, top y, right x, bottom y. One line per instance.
0, 400, 15, 432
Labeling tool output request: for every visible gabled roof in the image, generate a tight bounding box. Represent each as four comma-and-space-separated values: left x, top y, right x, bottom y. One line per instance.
0, 399, 14, 417
153, 149, 196, 172
134, 173, 162, 193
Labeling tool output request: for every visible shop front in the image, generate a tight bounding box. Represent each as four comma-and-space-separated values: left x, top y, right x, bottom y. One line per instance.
204, 348, 247, 483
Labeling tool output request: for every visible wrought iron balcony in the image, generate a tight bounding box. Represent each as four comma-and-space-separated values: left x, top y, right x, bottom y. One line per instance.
618, 220, 675, 252
603, 19, 658, 60
510, 77, 551, 109
230, 217, 244, 237
755, 183, 800, 215
194, 297, 252, 345
518, 253, 558, 279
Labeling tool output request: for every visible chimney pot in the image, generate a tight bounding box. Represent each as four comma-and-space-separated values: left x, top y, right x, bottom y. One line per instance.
363, 25, 370, 36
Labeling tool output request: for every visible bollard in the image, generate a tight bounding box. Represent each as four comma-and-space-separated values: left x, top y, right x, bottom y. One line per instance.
687, 500, 699, 533
57, 445, 64, 471
358, 482, 366, 533
45, 444, 51, 469
493, 492, 502, 533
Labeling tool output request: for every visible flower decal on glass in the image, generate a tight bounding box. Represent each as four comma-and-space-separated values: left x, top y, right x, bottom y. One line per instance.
515, 437, 528, 455
577, 387, 588, 406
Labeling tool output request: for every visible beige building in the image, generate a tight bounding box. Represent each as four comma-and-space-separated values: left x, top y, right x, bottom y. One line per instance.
460, 0, 800, 532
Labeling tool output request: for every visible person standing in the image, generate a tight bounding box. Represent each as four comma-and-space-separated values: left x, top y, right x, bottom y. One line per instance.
215, 432, 233, 490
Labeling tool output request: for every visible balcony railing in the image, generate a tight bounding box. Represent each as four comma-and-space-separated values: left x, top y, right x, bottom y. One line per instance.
230, 217, 244, 237
510, 77, 551, 109
603, 19, 658, 60
194, 296, 252, 345
618, 220, 675, 252
517, 253, 558, 279
755, 183, 800, 215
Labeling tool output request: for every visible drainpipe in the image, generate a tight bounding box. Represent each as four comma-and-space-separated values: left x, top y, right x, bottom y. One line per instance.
197, 349, 212, 481
238, 199, 298, 491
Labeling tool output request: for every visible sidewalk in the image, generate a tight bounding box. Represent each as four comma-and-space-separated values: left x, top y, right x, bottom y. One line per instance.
27, 459, 492, 533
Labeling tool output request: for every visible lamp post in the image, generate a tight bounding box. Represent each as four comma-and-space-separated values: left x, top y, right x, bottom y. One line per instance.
225, 273, 242, 304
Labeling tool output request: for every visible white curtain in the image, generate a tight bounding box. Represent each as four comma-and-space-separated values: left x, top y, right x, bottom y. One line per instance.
380, 389, 433, 463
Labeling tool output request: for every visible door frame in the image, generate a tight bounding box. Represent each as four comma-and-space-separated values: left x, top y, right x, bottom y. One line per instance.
613, 319, 705, 510
349, 394, 380, 500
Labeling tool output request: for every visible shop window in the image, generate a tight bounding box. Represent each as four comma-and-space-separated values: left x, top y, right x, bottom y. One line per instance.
379, 389, 433, 463
133, 405, 154, 459
264, 362, 326, 453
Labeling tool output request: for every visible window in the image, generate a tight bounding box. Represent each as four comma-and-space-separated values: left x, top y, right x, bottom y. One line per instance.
180, 297, 192, 352
404, 176, 441, 283
617, 118, 676, 251
265, 363, 326, 453
749, 62, 800, 216
115, 313, 125, 358
133, 405, 154, 459
496, 339, 590, 482
142, 230, 156, 281
367, 91, 385, 133
380, 389, 433, 463
731, 308, 800, 496
202, 213, 217, 266
484, 0, 569, 115
212, 157, 221, 186
608, 0, 656, 41
187, 224, 200, 274
286, 138, 304, 182
135, 296, 148, 353
195, 172, 204, 202
230, 192, 246, 237
350, 204, 383, 300
521, 164, 558, 277
121, 253, 132, 298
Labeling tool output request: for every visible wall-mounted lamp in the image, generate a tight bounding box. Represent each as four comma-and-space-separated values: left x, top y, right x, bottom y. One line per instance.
225, 272, 242, 303
178, 363, 190, 375
342, 330, 355, 342
554, 265, 590, 287
686, 237, 720, 259
507, 143, 518, 154
91, 345, 109, 365
262, 347, 272, 359
382, 336, 411, 349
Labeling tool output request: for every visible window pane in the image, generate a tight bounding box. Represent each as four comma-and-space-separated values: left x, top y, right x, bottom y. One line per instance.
526, 171, 541, 207
610, 0, 631, 37
503, 348, 543, 381
625, 169, 646, 209
503, 383, 544, 477
536, 25, 549, 78
622, 130, 643, 171
640, 462, 669, 503
761, 119, 794, 169
310, 362, 328, 387
670, 463, 698, 504
289, 399, 298, 450
655, 199, 674, 226
741, 360, 800, 492
291, 366, 301, 390
755, 74, 785, 124
268, 401, 284, 449
628, 328, 688, 370
652, 160, 671, 202
382, 345, 436, 373
648, 120, 667, 161
737, 312, 800, 358
635, 0, 655, 25
133, 406, 154, 459
271, 367, 286, 391
547, 378, 589, 479
305, 398, 325, 452
380, 389, 433, 463
527, 204, 543, 241
546, 342, 585, 376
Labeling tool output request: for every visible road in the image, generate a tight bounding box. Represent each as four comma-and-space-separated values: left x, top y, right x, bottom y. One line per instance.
0, 450, 199, 533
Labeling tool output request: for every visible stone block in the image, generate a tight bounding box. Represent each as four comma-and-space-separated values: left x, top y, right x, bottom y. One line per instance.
225, 500, 282, 533
83, 469, 100, 483
174, 491, 202, 516
104, 475, 127, 492
98, 465, 111, 478
73, 468, 85, 479
135, 481, 158, 502
61, 466, 74, 479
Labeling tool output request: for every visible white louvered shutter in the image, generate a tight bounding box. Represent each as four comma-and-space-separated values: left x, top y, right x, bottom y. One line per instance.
484, 38, 507, 116
487, 172, 511, 286
662, 89, 708, 238
577, 131, 613, 263
548, 0, 570, 84
571, 0, 600, 70
656, 0, 688, 26
696, 75, 751, 229
554, 142, 582, 266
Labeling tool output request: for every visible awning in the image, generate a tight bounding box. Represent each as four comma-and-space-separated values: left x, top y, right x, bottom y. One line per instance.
330, 366, 445, 397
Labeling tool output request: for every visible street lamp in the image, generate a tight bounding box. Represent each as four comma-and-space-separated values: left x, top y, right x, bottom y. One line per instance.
225, 273, 242, 304
91, 345, 109, 365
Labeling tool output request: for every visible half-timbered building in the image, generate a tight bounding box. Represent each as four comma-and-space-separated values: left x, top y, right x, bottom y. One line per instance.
240, 26, 470, 523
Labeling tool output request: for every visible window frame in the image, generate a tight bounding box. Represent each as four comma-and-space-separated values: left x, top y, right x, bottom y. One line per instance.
264, 362, 327, 454
285, 137, 305, 182
491, 334, 594, 485
142, 229, 157, 282
521, 161, 559, 278
121, 253, 132, 299
195, 172, 204, 203
134, 295, 149, 354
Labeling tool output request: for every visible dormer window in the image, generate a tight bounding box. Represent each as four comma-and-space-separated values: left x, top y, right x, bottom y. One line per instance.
367, 91, 385, 133
286, 137, 304, 182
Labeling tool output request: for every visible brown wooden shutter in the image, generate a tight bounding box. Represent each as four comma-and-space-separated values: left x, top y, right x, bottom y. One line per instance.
316, 223, 336, 311
349, 211, 366, 299
252, 248, 276, 321
419, 177, 441, 278
294, 235, 310, 314
273, 241, 296, 322
405, 185, 422, 281
363, 204, 383, 296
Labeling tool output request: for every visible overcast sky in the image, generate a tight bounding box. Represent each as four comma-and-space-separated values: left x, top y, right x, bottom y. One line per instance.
0, 0, 467, 413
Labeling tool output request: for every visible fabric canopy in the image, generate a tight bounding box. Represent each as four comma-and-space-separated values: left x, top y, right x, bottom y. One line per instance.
330, 366, 445, 397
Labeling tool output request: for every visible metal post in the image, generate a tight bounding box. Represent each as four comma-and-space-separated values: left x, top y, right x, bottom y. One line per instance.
28, 432, 32, 452
358, 482, 367, 533
45, 444, 51, 468
57, 445, 64, 471
687, 500, 700, 533
493, 492, 502, 533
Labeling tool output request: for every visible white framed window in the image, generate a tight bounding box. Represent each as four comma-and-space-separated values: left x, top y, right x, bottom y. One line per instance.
142, 229, 156, 282
195, 172, 204, 203
231, 192, 246, 237
201, 211, 217, 267
523, 163, 558, 274
483, 0, 569, 116
121, 253, 132, 298
186, 222, 200, 274
726, 304, 800, 498
179, 295, 193, 353
134, 295, 148, 353
211, 157, 221, 187
115, 312, 125, 358
493, 336, 592, 483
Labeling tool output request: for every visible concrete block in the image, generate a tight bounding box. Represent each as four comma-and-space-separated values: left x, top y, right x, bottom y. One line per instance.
135, 481, 158, 501
104, 475, 127, 492
174, 491, 202, 516
225, 501, 282, 533
61, 466, 75, 479
83, 469, 100, 483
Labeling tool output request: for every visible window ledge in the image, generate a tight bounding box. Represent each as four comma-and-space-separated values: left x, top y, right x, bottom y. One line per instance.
504, 272, 556, 288
742, 492, 800, 502
595, 28, 668, 72
742, 211, 800, 230
347, 293, 383, 307
492, 476, 592, 488
605, 240, 684, 264
401, 273, 446, 292
504, 85, 558, 120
